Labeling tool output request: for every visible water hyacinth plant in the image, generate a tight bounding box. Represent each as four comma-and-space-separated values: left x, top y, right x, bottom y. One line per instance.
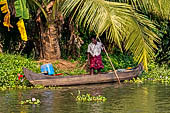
71, 90, 107, 102
0, 54, 40, 87
20, 98, 40, 105
124, 62, 170, 84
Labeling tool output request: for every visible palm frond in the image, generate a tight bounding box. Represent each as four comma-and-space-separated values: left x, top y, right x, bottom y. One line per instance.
124, 12, 160, 71
62, 0, 160, 70
62, 0, 133, 49
121, 0, 170, 20
29, 0, 48, 21
52, 0, 65, 19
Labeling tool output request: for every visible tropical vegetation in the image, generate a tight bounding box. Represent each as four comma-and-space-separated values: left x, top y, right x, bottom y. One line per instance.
0, 53, 39, 87
0, 0, 169, 87
0, 51, 135, 87
131, 62, 170, 84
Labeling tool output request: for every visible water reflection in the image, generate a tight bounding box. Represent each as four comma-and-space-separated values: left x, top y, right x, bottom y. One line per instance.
1, 83, 170, 113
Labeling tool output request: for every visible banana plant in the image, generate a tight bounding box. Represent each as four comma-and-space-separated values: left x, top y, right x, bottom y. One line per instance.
0, 0, 29, 41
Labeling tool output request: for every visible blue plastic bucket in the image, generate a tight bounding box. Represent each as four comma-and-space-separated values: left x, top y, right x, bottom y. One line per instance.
41, 64, 47, 73
41, 63, 55, 75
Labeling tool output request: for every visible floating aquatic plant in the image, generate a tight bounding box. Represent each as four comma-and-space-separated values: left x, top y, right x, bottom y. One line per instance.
71, 90, 107, 102
20, 98, 40, 105
124, 77, 143, 84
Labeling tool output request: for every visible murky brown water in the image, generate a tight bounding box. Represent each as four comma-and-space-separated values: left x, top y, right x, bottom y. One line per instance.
1, 83, 170, 113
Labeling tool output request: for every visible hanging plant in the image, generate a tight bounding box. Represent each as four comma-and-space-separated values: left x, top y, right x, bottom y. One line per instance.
0, 0, 13, 31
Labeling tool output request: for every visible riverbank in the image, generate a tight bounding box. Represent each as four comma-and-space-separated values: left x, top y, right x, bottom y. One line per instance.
0, 53, 88, 88
0, 53, 169, 90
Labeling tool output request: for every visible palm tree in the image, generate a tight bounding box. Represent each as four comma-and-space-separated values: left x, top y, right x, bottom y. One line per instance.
0, 0, 64, 59
1, 0, 82, 59
61, 0, 162, 70
27, 0, 65, 60
34, 0, 168, 63
28, 0, 84, 60
1, 0, 169, 69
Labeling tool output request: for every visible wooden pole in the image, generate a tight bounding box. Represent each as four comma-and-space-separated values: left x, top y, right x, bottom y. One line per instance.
98, 37, 121, 84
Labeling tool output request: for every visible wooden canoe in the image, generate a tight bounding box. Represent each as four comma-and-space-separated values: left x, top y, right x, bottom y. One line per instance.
23, 64, 143, 86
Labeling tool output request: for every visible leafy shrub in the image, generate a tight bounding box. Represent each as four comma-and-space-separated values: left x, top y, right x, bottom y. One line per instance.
77, 48, 136, 72
142, 62, 170, 82
0, 54, 40, 87
101, 52, 136, 72
126, 62, 170, 84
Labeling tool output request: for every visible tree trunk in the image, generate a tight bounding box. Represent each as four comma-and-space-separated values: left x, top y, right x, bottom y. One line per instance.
41, 22, 61, 60
38, 1, 64, 60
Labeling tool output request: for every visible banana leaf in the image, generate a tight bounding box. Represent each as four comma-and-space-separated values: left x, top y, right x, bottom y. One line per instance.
14, 0, 29, 19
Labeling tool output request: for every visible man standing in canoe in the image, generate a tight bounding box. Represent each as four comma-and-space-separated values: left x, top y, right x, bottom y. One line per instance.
87, 37, 104, 75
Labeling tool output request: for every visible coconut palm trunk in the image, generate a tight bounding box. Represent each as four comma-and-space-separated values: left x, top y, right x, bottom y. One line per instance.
41, 22, 61, 60
39, 1, 64, 60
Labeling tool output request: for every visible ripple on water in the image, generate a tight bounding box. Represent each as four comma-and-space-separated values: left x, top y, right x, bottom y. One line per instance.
0, 83, 170, 113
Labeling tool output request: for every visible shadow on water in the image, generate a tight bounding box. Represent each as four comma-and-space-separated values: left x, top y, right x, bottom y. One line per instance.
1, 82, 170, 113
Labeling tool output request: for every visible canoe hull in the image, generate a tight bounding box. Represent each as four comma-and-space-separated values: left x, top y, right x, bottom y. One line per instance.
23, 64, 143, 86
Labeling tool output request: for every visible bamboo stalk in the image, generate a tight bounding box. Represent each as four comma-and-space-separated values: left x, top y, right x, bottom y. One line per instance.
98, 38, 121, 84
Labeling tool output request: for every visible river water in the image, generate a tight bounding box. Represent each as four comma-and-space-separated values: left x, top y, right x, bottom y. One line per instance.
1, 83, 170, 113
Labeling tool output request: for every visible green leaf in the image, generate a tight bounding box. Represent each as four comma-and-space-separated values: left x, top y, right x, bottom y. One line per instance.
14, 0, 29, 19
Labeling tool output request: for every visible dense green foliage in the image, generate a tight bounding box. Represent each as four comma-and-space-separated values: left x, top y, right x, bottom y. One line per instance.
62, 0, 160, 70
156, 21, 170, 65
0, 53, 169, 88
55, 47, 136, 75
0, 53, 135, 87
61, 30, 136, 72
0, 54, 39, 87
142, 63, 170, 83
125, 62, 170, 84
0, 0, 169, 66
102, 51, 135, 72
0, 0, 170, 91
